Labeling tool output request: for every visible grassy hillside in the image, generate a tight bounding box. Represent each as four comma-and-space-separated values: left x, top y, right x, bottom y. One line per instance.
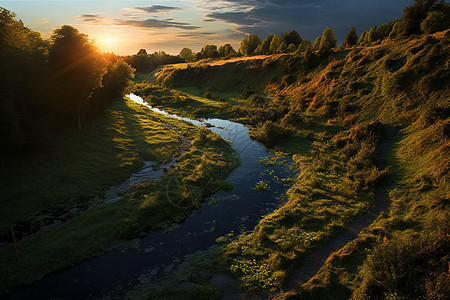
139, 30, 449, 299
0, 98, 238, 291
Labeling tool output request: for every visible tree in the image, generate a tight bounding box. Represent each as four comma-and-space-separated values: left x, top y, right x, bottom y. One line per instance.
49, 25, 107, 130
269, 35, 282, 53
179, 47, 193, 61
376, 21, 396, 40
318, 27, 337, 54
281, 30, 303, 47
137, 48, 148, 56
279, 42, 287, 53
240, 34, 262, 56
199, 44, 219, 58
389, 21, 401, 39
421, 10, 450, 33
218, 44, 236, 57
368, 26, 378, 43
312, 36, 321, 49
343, 27, 358, 47
358, 30, 369, 44
296, 40, 311, 54
399, 0, 441, 36
287, 43, 297, 53
259, 34, 275, 55
0, 8, 49, 151
90, 60, 135, 116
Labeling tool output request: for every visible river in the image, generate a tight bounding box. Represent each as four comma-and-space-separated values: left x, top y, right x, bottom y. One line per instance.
6, 94, 293, 299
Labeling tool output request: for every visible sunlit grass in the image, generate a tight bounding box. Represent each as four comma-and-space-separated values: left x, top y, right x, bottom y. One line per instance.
0, 97, 238, 290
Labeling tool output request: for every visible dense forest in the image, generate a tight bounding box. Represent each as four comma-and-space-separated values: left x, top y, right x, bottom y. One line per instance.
0, 8, 134, 154
0, 0, 449, 299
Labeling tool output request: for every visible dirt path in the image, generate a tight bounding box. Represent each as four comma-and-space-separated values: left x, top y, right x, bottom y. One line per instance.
284, 124, 396, 291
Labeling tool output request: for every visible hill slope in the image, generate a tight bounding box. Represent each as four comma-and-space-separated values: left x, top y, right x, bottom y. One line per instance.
136, 31, 449, 299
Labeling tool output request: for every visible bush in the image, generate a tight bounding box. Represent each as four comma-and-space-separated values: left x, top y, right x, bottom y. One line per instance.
280, 74, 297, 88
246, 94, 265, 106
204, 90, 213, 99
420, 10, 450, 33
357, 233, 449, 300
255, 121, 290, 146
239, 86, 257, 99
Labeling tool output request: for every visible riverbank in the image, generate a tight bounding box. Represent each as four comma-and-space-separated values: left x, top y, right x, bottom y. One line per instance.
2, 95, 295, 299
0, 97, 238, 292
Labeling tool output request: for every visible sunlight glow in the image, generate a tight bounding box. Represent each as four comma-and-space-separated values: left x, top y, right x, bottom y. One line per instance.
97, 36, 119, 52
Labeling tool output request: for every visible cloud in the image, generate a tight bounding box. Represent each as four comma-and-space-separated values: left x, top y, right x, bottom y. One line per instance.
130, 5, 181, 14
27, 18, 50, 26
78, 13, 200, 31
201, 0, 411, 42
78, 14, 105, 23
113, 18, 200, 30
205, 11, 258, 26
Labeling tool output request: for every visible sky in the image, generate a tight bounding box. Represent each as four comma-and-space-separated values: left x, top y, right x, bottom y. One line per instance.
2, 0, 412, 55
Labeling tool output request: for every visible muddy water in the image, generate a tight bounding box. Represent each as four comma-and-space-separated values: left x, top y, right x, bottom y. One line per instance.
6, 94, 294, 299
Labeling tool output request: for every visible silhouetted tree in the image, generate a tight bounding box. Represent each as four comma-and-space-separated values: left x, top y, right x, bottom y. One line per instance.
137, 48, 148, 56
48, 25, 107, 130
344, 27, 358, 46
0, 8, 48, 151
90, 60, 135, 116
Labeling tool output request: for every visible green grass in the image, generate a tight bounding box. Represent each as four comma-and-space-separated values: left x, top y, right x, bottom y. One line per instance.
0, 97, 238, 291
146, 31, 449, 298
133, 83, 246, 121
0, 98, 180, 232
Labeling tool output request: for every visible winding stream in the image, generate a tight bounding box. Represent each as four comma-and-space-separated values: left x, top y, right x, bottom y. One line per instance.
6, 94, 294, 299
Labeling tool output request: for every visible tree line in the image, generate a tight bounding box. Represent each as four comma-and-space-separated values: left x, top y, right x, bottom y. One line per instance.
178, 0, 450, 61
0, 8, 135, 153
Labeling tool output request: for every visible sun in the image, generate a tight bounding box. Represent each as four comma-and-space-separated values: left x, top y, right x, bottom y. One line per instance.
97, 36, 119, 52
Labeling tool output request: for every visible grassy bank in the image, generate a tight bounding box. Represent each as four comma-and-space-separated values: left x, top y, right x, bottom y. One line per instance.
0, 98, 238, 291
0, 99, 179, 232
145, 30, 448, 299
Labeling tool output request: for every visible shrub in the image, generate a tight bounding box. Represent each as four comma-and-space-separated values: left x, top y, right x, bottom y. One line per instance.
255, 121, 290, 146
281, 74, 297, 88
357, 233, 449, 300
420, 10, 450, 33
204, 90, 213, 99
239, 86, 257, 99
246, 94, 265, 106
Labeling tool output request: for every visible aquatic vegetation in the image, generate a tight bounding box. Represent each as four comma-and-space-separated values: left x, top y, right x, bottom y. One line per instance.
259, 151, 289, 166
253, 180, 270, 191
